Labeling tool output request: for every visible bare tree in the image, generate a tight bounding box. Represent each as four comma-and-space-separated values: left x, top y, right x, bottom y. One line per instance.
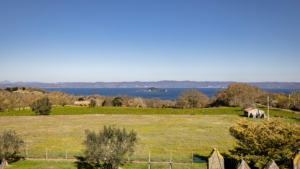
131, 97, 146, 108
177, 89, 209, 108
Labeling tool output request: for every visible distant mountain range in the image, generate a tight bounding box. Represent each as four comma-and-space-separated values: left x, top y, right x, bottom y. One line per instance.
1, 80, 300, 89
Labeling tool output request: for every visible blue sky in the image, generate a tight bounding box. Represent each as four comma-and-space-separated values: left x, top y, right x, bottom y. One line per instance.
0, 0, 299, 82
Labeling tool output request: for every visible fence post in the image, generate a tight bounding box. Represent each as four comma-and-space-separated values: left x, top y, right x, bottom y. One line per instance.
46, 148, 48, 159
26, 148, 28, 158
192, 151, 193, 164
66, 148, 67, 159
148, 150, 151, 169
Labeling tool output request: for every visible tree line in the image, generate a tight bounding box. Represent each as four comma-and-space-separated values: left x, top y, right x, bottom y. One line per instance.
1, 83, 300, 112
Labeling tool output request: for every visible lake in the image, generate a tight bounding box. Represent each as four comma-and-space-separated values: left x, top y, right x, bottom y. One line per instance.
41, 88, 297, 100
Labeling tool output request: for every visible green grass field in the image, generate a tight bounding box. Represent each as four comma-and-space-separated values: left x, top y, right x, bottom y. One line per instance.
10, 160, 204, 169
1, 106, 300, 168
2, 106, 300, 118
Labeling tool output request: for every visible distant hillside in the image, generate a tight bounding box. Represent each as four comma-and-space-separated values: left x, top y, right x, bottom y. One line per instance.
0, 80, 11, 84
1, 81, 300, 89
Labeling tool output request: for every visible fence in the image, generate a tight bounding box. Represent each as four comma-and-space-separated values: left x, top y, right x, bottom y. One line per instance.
21, 147, 204, 163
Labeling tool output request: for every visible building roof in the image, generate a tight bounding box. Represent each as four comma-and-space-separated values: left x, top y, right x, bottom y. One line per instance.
244, 107, 255, 112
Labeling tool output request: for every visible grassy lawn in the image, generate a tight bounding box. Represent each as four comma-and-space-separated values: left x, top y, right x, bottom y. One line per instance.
0, 114, 239, 162
1, 106, 299, 168
10, 160, 75, 169
10, 160, 204, 169
1, 113, 299, 163
2, 106, 300, 118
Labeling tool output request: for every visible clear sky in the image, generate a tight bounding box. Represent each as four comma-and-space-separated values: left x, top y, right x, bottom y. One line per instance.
0, 0, 299, 83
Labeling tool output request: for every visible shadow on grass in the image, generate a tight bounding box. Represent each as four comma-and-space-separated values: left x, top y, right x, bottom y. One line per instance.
74, 156, 98, 169
193, 153, 237, 169
192, 154, 207, 164
74, 156, 115, 169
7, 154, 25, 164
221, 153, 237, 169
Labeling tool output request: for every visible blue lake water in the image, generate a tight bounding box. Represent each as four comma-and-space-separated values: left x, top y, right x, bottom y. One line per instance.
41, 88, 297, 100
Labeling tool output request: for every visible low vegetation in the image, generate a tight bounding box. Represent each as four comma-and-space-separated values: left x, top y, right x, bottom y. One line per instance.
88, 99, 96, 108
84, 125, 138, 169
229, 118, 300, 169
30, 97, 52, 115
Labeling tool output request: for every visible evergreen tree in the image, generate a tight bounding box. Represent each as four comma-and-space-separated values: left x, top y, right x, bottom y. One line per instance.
112, 97, 123, 107
229, 118, 300, 169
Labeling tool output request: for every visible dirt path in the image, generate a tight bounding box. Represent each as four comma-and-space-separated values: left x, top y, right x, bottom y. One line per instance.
257, 104, 300, 115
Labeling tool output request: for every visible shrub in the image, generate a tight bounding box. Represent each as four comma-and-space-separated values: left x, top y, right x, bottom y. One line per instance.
112, 97, 123, 107
78, 98, 84, 101
30, 97, 52, 115
83, 125, 138, 169
102, 100, 107, 106
89, 99, 96, 108
229, 118, 300, 169
4, 87, 12, 92
11, 87, 18, 91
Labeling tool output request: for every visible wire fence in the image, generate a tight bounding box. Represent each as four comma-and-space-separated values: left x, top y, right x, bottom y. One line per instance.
21, 147, 205, 164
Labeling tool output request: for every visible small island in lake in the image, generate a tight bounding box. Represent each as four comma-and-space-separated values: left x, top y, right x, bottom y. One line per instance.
135, 87, 167, 92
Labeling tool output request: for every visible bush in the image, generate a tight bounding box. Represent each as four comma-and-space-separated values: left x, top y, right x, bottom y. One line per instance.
4, 87, 12, 92
83, 125, 138, 169
11, 87, 18, 91
0, 130, 24, 168
89, 100, 96, 108
78, 98, 84, 101
112, 97, 123, 107
102, 100, 107, 106
229, 118, 300, 169
30, 97, 52, 115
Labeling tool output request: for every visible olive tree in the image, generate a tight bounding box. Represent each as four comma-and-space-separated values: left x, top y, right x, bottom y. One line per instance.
177, 89, 209, 108
30, 97, 52, 115
0, 130, 24, 168
83, 125, 138, 169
